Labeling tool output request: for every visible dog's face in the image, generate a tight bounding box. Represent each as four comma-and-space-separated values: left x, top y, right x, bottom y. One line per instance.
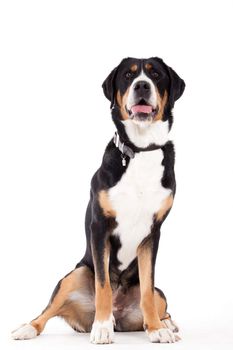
103, 57, 185, 126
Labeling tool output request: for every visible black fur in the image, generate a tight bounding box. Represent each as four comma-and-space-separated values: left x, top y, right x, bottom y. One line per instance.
76, 57, 185, 293
12, 58, 186, 343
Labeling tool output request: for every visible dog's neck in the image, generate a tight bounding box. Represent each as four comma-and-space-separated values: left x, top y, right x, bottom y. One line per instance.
122, 119, 169, 149
112, 108, 170, 150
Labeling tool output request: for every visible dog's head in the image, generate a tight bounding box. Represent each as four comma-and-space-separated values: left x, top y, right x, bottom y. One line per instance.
102, 57, 185, 127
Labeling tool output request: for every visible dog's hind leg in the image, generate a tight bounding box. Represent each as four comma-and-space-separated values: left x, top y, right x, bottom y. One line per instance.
12, 265, 95, 340
113, 285, 170, 332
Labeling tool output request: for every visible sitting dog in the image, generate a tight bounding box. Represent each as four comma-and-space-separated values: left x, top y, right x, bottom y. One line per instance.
12, 57, 185, 344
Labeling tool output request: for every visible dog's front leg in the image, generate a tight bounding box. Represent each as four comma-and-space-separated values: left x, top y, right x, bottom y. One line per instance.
137, 233, 177, 343
90, 219, 114, 344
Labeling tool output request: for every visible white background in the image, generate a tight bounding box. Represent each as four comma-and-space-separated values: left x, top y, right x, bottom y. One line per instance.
0, 0, 233, 349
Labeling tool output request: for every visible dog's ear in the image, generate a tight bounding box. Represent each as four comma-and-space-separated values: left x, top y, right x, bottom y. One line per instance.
167, 65, 185, 106
102, 66, 118, 109
154, 57, 185, 108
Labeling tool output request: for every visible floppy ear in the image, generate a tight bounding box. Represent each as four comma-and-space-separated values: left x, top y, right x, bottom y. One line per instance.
102, 66, 118, 109
167, 65, 185, 107
154, 57, 185, 108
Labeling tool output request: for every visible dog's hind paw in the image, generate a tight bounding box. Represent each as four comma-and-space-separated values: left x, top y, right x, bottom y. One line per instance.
90, 315, 114, 344
11, 323, 37, 340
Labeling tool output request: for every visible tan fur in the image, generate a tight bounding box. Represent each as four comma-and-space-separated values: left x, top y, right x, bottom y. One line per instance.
94, 243, 113, 322
155, 90, 168, 121
137, 242, 163, 332
58, 300, 95, 332
30, 267, 94, 334
130, 64, 138, 72
99, 190, 116, 217
145, 63, 152, 70
117, 89, 130, 120
156, 194, 174, 221
95, 280, 112, 322
154, 290, 167, 319
28, 265, 168, 334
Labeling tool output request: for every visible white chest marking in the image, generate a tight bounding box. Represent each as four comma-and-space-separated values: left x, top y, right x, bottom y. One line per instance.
122, 119, 169, 148
108, 149, 171, 270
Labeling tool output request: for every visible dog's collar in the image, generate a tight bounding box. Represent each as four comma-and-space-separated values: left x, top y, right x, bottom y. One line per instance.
113, 131, 163, 166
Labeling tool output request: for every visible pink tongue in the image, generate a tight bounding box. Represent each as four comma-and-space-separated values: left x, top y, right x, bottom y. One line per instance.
131, 105, 152, 114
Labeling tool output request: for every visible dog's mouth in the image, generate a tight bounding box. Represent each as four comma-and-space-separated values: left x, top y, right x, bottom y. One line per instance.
126, 99, 158, 121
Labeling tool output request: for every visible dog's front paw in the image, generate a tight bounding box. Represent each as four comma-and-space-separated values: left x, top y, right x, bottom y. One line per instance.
147, 328, 180, 343
11, 323, 37, 340
90, 316, 114, 344
163, 318, 179, 333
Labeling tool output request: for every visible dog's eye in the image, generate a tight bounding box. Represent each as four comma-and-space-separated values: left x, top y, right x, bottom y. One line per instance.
151, 70, 159, 79
125, 71, 133, 79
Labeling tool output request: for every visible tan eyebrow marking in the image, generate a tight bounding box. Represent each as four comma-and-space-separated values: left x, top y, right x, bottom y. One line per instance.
130, 64, 138, 72
145, 63, 153, 70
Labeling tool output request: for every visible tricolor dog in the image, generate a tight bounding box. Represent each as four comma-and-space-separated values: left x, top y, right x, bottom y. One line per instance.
12, 57, 185, 344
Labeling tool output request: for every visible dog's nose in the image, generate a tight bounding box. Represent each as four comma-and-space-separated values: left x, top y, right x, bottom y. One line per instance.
134, 80, 150, 93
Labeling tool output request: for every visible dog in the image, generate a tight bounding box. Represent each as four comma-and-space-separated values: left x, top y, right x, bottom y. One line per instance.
12, 57, 185, 344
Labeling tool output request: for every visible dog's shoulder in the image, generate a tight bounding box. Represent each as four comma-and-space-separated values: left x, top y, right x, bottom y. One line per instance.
90, 139, 128, 193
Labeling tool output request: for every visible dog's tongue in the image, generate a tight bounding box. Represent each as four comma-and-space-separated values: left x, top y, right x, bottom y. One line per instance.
131, 105, 152, 114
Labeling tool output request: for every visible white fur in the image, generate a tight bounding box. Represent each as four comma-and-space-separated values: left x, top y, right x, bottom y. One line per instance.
122, 119, 169, 148
147, 328, 178, 343
163, 318, 179, 333
90, 314, 114, 344
12, 323, 37, 340
125, 306, 143, 323
109, 149, 171, 270
68, 291, 94, 311
127, 71, 157, 110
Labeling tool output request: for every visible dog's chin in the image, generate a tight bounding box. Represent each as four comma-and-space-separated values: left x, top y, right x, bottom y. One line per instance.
126, 105, 159, 127
130, 112, 153, 127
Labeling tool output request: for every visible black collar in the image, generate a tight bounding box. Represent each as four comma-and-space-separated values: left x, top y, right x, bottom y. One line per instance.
113, 131, 163, 165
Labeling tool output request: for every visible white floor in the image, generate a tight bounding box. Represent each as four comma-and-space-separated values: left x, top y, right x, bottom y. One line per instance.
4, 319, 233, 350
